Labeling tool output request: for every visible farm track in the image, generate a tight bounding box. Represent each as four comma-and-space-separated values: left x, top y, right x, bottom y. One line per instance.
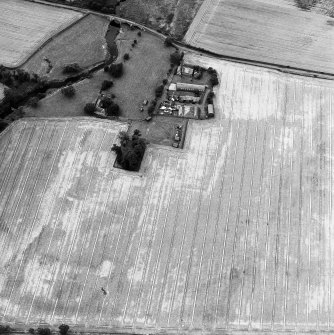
0, 57, 334, 334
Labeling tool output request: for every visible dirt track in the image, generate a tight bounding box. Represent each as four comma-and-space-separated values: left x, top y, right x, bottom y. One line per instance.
0, 57, 333, 332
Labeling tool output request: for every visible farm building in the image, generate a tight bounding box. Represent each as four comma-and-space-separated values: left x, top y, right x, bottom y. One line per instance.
168, 83, 177, 91
176, 82, 206, 92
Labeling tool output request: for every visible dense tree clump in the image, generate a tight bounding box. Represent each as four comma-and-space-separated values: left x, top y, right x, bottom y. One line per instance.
0, 325, 12, 333
208, 67, 219, 86
99, 95, 121, 117
112, 130, 147, 171
37, 328, 51, 335
84, 102, 96, 115
155, 85, 164, 98
59, 324, 69, 335
170, 50, 183, 66
87, 0, 115, 13
164, 37, 173, 47
0, 66, 46, 116
61, 85, 75, 98
62, 63, 82, 74
108, 63, 123, 78
28, 96, 39, 108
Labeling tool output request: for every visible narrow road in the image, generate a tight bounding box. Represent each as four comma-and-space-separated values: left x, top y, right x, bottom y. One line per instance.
24, 0, 334, 81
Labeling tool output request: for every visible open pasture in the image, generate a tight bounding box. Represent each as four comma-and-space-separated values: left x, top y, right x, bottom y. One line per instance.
22, 14, 109, 79
0, 0, 83, 68
0, 58, 334, 333
185, 0, 334, 74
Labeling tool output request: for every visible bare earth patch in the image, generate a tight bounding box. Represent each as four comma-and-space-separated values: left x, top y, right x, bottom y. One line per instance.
0, 0, 83, 68
0, 58, 334, 332
185, 0, 334, 73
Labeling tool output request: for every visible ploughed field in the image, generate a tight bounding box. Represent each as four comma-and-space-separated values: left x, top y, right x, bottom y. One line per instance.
0, 57, 334, 333
0, 0, 83, 68
185, 0, 334, 74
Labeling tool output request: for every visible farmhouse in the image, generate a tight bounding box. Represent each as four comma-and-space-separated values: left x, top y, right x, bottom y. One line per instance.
168, 83, 177, 91
176, 82, 206, 92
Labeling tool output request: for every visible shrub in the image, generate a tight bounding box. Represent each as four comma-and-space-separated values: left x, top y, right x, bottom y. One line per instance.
170, 51, 183, 66
100, 96, 113, 108
84, 102, 96, 115
147, 104, 155, 115
0, 325, 12, 333
37, 92, 46, 99
162, 78, 168, 85
123, 53, 130, 61
59, 324, 69, 335
137, 31, 142, 36
112, 130, 147, 171
294, 0, 318, 9
105, 102, 121, 117
109, 63, 123, 78
104, 65, 109, 72
164, 37, 173, 47
61, 85, 75, 98
62, 63, 82, 74
133, 39, 137, 44
155, 85, 164, 98
101, 80, 113, 91
28, 96, 39, 108
28, 328, 35, 334
37, 328, 51, 335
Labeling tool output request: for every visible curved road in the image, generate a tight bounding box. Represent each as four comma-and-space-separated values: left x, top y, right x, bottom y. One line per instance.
24, 0, 334, 80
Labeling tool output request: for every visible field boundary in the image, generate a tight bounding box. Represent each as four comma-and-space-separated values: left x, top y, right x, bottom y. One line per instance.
23, 0, 334, 81
7, 13, 89, 69
0, 117, 127, 141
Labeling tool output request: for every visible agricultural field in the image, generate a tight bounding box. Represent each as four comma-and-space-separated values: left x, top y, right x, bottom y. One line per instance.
185, 0, 334, 74
0, 57, 334, 333
22, 14, 110, 80
0, 0, 83, 68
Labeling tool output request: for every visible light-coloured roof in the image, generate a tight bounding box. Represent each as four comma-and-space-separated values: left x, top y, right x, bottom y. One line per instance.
176, 82, 206, 91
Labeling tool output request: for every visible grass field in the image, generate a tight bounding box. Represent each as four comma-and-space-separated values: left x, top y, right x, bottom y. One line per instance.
24, 70, 110, 118
185, 0, 334, 74
110, 27, 171, 120
22, 14, 109, 80
0, 58, 334, 332
0, 0, 83, 68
